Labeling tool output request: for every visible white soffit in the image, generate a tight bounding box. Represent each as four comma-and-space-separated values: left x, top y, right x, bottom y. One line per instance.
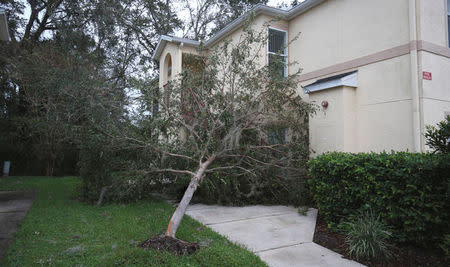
303, 71, 358, 93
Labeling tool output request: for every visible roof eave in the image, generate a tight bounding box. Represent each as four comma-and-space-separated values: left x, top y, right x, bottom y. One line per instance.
204, 0, 326, 47
152, 35, 200, 62
285, 0, 327, 20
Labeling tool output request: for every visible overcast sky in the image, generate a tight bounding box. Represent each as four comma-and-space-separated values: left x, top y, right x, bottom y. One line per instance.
268, 0, 296, 7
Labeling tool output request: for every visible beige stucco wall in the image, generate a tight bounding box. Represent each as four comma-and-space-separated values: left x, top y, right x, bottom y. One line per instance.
417, 0, 449, 47
293, 0, 416, 154
208, 14, 288, 74
297, 0, 450, 154
307, 55, 415, 154
158, 14, 284, 91
156, 0, 450, 154
158, 43, 199, 88
288, 0, 410, 77
420, 50, 450, 134
308, 86, 358, 153
416, 0, 450, 150
356, 55, 415, 152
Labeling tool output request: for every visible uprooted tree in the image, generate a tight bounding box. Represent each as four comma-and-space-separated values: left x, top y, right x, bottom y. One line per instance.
105, 19, 315, 239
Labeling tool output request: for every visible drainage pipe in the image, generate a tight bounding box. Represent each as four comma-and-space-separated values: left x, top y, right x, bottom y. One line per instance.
409, 0, 422, 152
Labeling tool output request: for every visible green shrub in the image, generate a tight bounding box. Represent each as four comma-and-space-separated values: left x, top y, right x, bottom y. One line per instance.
194, 167, 311, 206
425, 115, 450, 154
78, 130, 164, 204
308, 151, 450, 247
343, 210, 392, 262
100, 172, 164, 203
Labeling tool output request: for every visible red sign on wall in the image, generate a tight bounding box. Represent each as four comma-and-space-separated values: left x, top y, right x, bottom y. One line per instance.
423, 71, 432, 80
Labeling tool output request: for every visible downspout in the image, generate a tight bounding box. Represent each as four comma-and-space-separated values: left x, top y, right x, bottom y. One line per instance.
409, 0, 422, 152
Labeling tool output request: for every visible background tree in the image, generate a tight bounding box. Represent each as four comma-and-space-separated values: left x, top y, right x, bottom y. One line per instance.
0, 0, 181, 175
211, 0, 268, 35
13, 36, 128, 175
180, 0, 267, 39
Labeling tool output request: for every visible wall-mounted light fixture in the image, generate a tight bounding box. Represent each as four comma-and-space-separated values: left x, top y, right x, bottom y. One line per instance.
321, 100, 329, 108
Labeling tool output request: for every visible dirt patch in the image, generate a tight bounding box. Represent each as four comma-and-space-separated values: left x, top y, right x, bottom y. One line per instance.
313, 214, 347, 256
313, 213, 449, 267
140, 235, 200, 256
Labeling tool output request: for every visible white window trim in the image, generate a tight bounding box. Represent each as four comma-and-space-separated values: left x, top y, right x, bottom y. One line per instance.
267, 27, 288, 77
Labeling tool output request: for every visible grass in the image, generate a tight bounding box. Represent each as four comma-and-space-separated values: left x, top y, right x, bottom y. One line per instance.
0, 176, 266, 266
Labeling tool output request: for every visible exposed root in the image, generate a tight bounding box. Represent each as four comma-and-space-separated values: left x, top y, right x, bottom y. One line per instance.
140, 235, 200, 256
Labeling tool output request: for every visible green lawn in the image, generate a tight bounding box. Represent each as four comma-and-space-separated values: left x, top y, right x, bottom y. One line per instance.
0, 176, 266, 266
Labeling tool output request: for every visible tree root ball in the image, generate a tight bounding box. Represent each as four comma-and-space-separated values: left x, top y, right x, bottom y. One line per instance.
140, 235, 200, 255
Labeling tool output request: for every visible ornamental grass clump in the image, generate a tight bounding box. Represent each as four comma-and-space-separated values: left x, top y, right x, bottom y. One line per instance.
344, 211, 392, 262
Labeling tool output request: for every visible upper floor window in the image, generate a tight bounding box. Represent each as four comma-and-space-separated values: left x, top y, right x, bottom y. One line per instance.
268, 28, 287, 77
267, 127, 287, 145
447, 0, 450, 47
163, 53, 172, 83
167, 61, 172, 77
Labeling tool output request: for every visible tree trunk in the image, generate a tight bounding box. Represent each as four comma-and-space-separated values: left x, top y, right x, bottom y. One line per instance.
165, 156, 215, 238
97, 186, 108, 206
46, 157, 55, 176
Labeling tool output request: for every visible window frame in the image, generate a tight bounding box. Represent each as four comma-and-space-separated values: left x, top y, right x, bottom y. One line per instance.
267, 127, 287, 145
447, 0, 450, 47
267, 27, 288, 77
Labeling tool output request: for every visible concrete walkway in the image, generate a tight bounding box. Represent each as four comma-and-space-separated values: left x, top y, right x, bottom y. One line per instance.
0, 191, 36, 260
186, 204, 365, 267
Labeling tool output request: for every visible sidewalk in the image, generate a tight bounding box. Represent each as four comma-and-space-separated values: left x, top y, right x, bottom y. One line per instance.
0, 191, 36, 259
186, 204, 365, 267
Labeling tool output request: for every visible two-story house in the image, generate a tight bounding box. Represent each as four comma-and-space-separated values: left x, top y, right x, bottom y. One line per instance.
153, 0, 450, 154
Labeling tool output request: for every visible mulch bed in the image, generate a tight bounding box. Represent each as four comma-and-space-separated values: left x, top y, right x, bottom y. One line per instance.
140, 235, 200, 256
313, 213, 448, 267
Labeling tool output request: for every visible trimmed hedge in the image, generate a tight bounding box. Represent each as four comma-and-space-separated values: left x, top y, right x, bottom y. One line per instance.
308, 152, 450, 246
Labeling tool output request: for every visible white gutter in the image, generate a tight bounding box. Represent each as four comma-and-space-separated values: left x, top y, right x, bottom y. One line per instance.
409, 0, 422, 152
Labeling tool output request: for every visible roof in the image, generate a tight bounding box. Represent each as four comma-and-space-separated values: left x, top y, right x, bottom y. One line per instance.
303, 71, 358, 93
0, 8, 10, 41
152, 0, 327, 61
152, 35, 200, 61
